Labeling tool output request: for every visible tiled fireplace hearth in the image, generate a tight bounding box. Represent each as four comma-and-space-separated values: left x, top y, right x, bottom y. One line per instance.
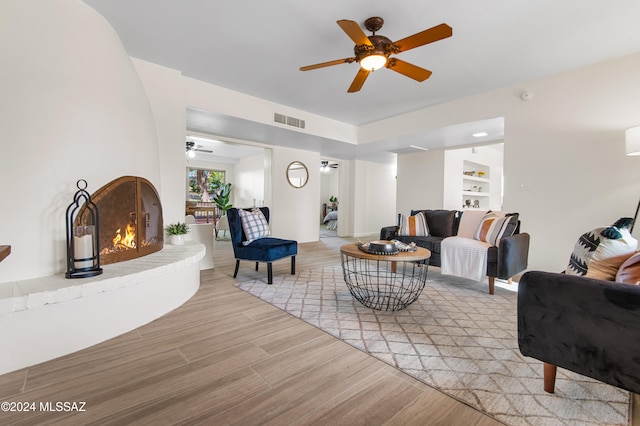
0, 243, 205, 374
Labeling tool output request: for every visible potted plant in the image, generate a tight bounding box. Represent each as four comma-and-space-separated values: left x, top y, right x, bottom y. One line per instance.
213, 182, 233, 214
329, 195, 338, 208
165, 222, 190, 245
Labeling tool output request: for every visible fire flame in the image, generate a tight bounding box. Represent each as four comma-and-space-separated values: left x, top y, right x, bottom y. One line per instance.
112, 223, 136, 249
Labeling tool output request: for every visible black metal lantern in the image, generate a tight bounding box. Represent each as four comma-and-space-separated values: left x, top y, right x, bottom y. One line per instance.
65, 179, 103, 278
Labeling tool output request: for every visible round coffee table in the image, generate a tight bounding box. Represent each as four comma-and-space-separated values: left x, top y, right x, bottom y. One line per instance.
340, 243, 431, 311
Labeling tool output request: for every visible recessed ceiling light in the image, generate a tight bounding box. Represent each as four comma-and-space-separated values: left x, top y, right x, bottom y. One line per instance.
409, 145, 429, 151
472, 131, 488, 138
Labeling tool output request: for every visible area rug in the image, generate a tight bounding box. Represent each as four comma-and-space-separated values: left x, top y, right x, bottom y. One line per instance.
238, 265, 630, 426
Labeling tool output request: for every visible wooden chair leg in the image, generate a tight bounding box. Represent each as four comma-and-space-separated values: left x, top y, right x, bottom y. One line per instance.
233, 260, 240, 278
488, 276, 495, 295
291, 256, 296, 275
544, 363, 557, 393
267, 263, 273, 284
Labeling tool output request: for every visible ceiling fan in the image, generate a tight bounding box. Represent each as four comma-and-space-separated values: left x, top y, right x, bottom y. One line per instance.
321, 160, 339, 172
186, 141, 212, 158
300, 17, 452, 93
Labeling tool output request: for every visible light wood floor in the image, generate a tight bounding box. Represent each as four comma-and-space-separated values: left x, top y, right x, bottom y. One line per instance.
0, 235, 633, 425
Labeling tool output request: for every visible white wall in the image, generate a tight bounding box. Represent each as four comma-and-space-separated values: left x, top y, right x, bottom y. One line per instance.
132, 59, 185, 226
396, 150, 446, 216
234, 153, 267, 208
374, 53, 640, 272
352, 160, 397, 237
270, 147, 320, 242
337, 160, 355, 237
183, 77, 358, 145
0, 0, 160, 283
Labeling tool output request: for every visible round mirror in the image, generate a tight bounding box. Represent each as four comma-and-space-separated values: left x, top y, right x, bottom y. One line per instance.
286, 161, 309, 188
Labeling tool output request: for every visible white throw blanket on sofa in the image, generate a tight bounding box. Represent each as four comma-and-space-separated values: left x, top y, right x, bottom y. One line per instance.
440, 236, 492, 282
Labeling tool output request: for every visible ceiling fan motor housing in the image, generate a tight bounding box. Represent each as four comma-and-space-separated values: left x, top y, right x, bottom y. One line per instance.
354, 35, 397, 62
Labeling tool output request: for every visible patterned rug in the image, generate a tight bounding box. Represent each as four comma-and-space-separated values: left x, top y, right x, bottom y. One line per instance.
238, 265, 629, 426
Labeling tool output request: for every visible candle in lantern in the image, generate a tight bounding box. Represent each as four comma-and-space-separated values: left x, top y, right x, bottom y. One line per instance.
74, 229, 93, 269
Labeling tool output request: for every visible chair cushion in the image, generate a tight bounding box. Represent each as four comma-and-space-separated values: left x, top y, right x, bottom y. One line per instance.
237, 237, 297, 262
239, 208, 270, 245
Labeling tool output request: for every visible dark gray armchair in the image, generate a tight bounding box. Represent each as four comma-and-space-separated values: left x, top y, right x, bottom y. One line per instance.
517, 270, 640, 394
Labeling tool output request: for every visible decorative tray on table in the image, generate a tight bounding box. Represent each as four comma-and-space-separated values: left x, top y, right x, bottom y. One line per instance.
357, 239, 417, 255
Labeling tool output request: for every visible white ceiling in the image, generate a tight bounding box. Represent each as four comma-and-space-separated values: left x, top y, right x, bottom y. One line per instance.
83, 0, 640, 161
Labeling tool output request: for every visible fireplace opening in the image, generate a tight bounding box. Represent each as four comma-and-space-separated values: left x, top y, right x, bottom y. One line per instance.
75, 176, 163, 265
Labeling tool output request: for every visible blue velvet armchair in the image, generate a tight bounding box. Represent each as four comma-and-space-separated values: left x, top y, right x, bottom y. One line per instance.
227, 207, 297, 284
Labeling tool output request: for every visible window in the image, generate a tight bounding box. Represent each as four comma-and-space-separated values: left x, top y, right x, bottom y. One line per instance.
187, 168, 225, 202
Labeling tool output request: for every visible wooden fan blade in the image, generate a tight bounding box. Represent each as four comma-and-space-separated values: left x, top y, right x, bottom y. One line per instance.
300, 58, 355, 71
347, 68, 370, 93
337, 20, 373, 46
394, 23, 452, 52
386, 58, 432, 82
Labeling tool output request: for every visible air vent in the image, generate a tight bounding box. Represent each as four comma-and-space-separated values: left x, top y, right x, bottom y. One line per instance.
274, 113, 305, 129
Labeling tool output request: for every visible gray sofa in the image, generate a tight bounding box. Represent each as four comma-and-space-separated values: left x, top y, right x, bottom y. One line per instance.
380, 209, 530, 294
518, 270, 640, 394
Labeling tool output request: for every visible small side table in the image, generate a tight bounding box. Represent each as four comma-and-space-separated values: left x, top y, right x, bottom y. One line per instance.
340, 244, 431, 311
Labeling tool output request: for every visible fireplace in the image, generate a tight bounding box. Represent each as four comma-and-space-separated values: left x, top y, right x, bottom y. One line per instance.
75, 176, 164, 265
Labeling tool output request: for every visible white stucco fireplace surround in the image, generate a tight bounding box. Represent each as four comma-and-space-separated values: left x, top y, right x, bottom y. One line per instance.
0, 0, 207, 375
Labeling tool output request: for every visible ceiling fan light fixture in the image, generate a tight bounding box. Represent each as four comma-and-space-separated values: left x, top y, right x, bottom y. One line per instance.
186, 141, 196, 158
360, 53, 387, 71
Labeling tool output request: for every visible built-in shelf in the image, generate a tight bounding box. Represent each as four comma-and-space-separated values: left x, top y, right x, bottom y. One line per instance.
462, 191, 490, 197
0, 245, 10, 263
462, 160, 491, 209
463, 175, 489, 183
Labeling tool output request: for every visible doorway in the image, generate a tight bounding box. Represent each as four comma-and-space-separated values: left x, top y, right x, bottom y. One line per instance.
319, 159, 340, 238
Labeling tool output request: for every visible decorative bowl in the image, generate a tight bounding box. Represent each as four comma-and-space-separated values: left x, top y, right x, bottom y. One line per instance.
365, 240, 399, 255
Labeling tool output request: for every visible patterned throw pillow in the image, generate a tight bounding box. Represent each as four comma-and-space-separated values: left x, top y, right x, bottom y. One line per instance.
238, 208, 270, 245
398, 212, 429, 236
473, 212, 518, 246
567, 227, 638, 280
458, 210, 490, 238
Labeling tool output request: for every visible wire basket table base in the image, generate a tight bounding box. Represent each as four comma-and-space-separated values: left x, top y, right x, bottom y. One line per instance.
340, 244, 431, 311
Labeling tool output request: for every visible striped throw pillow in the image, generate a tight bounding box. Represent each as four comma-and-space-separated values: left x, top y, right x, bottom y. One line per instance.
398, 212, 429, 237
474, 213, 518, 246
238, 208, 270, 245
